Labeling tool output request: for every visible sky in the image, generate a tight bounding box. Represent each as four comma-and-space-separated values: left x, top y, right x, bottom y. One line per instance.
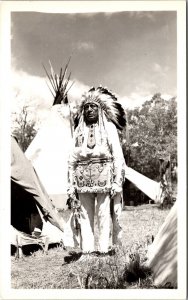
11, 9, 177, 121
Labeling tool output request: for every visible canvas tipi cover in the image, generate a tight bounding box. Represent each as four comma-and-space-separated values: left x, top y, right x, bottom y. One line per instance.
147, 201, 177, 287
11, 136, 65, 240
25, 104, 73, 210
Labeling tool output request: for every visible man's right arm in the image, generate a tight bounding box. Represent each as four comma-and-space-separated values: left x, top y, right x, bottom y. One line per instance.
67, 128, 78, 199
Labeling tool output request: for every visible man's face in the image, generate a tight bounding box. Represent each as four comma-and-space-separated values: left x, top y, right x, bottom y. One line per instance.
84, 103, 99, 124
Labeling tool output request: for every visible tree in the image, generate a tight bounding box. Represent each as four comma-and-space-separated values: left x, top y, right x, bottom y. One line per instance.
125, 93, 177, 180
12, 105, 37, 152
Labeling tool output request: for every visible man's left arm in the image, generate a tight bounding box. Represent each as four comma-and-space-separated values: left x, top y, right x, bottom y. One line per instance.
107, 122, 126, 194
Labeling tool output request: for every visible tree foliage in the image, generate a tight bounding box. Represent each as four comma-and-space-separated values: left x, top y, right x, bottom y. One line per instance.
123, 93, 177, 180
12, 105, 37, 152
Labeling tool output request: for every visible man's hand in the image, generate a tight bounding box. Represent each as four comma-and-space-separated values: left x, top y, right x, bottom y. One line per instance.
66, 197, 81, 210
66, 188, 81, 210
66, 197, 73, 210
110, 183, 122, 199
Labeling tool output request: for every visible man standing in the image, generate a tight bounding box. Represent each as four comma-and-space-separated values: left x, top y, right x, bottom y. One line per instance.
67, 87, 126, 255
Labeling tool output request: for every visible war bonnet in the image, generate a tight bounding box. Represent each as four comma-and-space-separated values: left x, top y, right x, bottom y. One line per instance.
75, 86, 126, 131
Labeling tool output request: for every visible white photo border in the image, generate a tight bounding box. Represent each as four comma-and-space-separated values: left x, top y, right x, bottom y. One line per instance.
0, 1, 186, 299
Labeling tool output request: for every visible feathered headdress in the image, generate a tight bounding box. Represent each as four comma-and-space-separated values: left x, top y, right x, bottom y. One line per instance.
43, 58, 73, 106
75, 86, 126, 131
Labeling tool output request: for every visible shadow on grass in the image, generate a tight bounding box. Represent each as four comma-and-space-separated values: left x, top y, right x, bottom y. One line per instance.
11, 243, 64, 257
123, 204, 160, 211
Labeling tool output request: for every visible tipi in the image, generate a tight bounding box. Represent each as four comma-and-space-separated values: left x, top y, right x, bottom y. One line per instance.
25, 61, 73, 210
25, 103, 72, 210
11, 136, 66, 252
147, 201, 177, 287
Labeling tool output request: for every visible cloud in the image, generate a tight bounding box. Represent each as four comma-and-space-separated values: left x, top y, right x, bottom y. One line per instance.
11, 70, 52, 106
161, 93, 174, 100
152, 63, 169, 78
134, 81, 158, 95
119, 91, 175, 111
68, 79, 89, 105
76, 42, 95, 51
11, 69, 89, 122
119, 93, 152, 110
11, 69, 175, 127
153, 63, 162, 72
120, 81, 158, 108
128, 11, 156, 21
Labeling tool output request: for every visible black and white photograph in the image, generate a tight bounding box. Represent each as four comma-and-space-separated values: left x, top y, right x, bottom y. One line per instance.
0, 1, 186, 299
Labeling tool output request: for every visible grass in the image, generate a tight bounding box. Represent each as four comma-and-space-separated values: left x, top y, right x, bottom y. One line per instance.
11, 204, 170, 289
